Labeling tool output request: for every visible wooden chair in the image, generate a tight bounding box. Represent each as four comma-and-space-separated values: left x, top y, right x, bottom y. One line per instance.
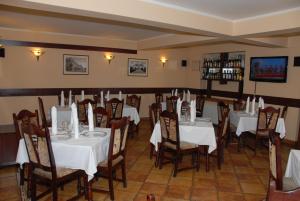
233, 99, 246, 111
181, 101, 190, 117
207, 108, 230, 170
155, 93, 163, 104
281, 105, 288, 120
21, 123, 85, 201
13, 109, 40, 193
38, 97, 50, 128
166, 96, 178, 112
158, 110, 200, 177
149, 103, 162, 166
247, 106, 280, 155
267, 132, 300, 201
217, 101, 229, 125
93, 117, 129, 201
126, 95, 141, 137
93, 95, 100, 104
196, 95, 205, 117
77, 99, 97, 124
93, 107, 109, 128
105, 98, 124, 121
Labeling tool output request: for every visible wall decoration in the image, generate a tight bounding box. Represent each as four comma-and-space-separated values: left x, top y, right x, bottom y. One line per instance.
63, 54, 89, 75
128, 58, 148, 76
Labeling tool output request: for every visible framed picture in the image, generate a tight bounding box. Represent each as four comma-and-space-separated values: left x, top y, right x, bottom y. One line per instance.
128, 58, 148, 77
63, 54, 89, 75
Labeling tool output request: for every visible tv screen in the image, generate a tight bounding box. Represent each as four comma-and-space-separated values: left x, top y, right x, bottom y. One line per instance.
250, 56, 288, 83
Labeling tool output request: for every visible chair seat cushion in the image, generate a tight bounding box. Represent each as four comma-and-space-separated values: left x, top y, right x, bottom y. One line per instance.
283, 177, 299, 191
98, 155, 124, 168
164, 141, 197, 150
34, 167, 78, 179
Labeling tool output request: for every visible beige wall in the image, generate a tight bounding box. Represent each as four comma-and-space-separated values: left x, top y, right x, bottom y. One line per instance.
1, 28, 300, 141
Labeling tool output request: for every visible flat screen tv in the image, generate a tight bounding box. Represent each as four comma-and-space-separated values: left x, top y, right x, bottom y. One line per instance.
250, 56, 288, 83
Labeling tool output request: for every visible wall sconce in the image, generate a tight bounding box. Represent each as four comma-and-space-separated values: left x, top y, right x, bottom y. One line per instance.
31, 48, 45, 61
105, 54, 114, 64
160, 57, 168, 67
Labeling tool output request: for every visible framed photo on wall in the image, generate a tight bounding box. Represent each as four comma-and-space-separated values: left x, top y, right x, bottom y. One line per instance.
63, 54, 89, 75
128, 58, 148, 77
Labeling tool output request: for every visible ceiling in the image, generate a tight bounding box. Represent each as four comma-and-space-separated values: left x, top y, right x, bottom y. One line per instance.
145, 0, 300, 20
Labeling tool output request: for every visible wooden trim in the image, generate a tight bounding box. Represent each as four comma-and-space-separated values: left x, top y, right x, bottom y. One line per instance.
1, 39, 137, 54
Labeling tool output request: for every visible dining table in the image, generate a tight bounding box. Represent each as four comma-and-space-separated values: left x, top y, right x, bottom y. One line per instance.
16, 126, 110, 201
285, 149, 300, 186
229, 110, 286, 139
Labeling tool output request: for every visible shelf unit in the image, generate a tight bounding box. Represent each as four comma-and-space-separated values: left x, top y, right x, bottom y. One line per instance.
201, 51, 245, 98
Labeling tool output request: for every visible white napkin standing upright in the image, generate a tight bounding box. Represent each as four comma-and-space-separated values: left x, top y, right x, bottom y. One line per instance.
88, 103, 94, 132
176, 98, 182, 121
51, 106, 57, 135
60, 91, 65, 107
251, 97, 256, 116
71, 103, 79, 139
175, 89, 178, 96
258, 97, 262, 108
81, 90, 84, 101
171, 90, 174, 96
190, 100, 196, 122
261, 98, 265, 109
68, 90, 72, 107
183, 90, 186, 101
187, 90, 191, 102
100, 91, 104, 107
106, 90, 110, 101
118, 91, 122, 101
245, 96, 250, 113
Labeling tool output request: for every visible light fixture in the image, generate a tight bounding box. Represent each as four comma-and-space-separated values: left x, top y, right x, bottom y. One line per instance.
104, 54, 114, 64
160, 57, 168, 67
31, 48, 44, 61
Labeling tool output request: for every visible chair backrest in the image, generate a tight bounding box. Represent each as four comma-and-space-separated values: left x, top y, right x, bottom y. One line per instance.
22, 123, 57, 179
105, 98, 124, 120
107, 117, 129, 166
13, 109, 40, 138
159, 110, 180, 150
196, 95, 205, 116
281, 105, 288, 119
149, 103, 161, 130
181, 101, 190, 116
257, 106, 281, 131
126, 95, 141, 113
77, 99, 97, 124
166, 96, 178, 112
233, 99, 246, 111
217, 101, 229, 124
155, 93, 163, 104
94, 107, 109, 128
269, 131, 283, 190
38, 97, 47, 128
217, 108, 230, 142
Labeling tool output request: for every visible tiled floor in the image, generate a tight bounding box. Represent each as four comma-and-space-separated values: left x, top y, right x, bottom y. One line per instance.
0, 120, 291, 201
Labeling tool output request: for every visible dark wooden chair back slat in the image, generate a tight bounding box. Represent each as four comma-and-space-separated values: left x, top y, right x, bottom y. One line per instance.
77, 99, 97, 124
196, 95, 205, 117
13, 109, 40, 138
38, 97, 48, 128
155, 93, 163, 104
159, 110, 180, 149
166, 96, 178, 113
105, 98, 124, 120
149, 103, 162, 130
94, 107, 109, 128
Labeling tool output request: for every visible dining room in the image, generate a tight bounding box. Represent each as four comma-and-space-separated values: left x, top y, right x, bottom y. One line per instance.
1, 0, 300, 201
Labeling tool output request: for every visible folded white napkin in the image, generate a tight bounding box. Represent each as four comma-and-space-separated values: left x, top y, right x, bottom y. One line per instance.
119, 91, 122, 101
176, 98, 182, 121
88, 103, 94, 132
51, 106, 57, 135
258, 97, 262, 108
60, 91, 65, 107
71, 103, 79, 139
251, 97, 256, 116
245, 96, 250, 113
106, 90, 110, 101
183, 90, 186, 101
175, 89, 178, 96
81, 90, 84, 101
171, 90, 174, 96
68, 90, 72, 107
261, 98, 264, 109
190, 100, 196, 122
100, 91, 104, 107
187, 90, 191, 102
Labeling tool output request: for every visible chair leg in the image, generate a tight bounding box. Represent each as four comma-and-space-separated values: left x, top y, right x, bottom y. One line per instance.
205, 146, 209, 172
173, 155, 178, 177
217, 147, 221, 170
20, 165, 24, 185
52, 183, 58, 201
196, 149, 200, 171
30, 174, 36, 201
150, 144, 154, 159
77, 175, 81, 195
159, 147, 164, 169
108, 171, 115, 201
121, 161, 127, 188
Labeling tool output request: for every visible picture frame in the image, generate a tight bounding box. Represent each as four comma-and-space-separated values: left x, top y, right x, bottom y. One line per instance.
63, 54, 89, 75
128, 58, 148, 77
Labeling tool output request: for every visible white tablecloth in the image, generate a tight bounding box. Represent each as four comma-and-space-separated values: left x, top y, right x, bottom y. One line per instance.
55, 104, 140, 126
285, 149, 300, 186
229, 111, 286, 138
150, 118, 216, 153
16, 127, 111, 181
